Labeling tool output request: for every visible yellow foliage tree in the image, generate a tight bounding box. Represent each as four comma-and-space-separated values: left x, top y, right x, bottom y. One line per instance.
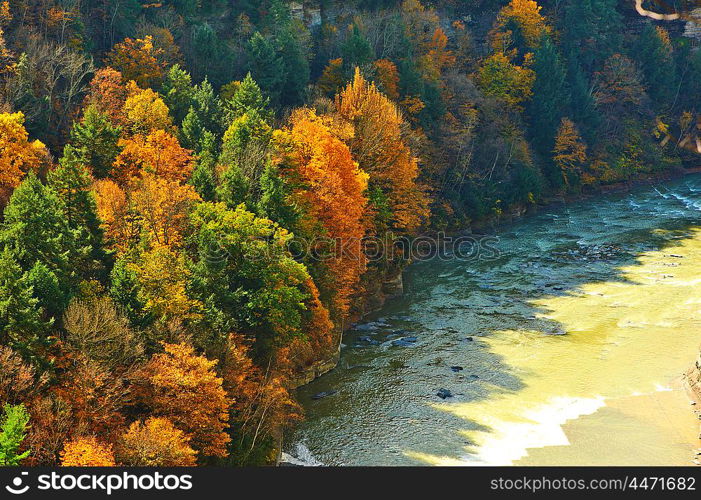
131, 245, 202, 322
123, 83, 173, 135
117, 417, 197, 466
477, 52, 535, 110
0, 112, 49, 203
553, 117, 588, 187
491, 0, 552, 53
130, 174, 201, 249
60, 436, 115, 466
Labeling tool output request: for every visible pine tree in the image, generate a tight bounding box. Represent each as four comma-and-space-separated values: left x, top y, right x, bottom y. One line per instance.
223, 73, 271, 123
0, 404, 30, 466
0, 249, 51, 363
528, 37, 568, 184
0, 173, 89, 304
68, 105, 122, 179
48, 149, 107, 275
635, 24, 676, 111
246, 32, 284, 109
162, 64, 195, 125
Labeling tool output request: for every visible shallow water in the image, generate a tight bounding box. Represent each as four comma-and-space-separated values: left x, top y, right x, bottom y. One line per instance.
286, 175, 701, 466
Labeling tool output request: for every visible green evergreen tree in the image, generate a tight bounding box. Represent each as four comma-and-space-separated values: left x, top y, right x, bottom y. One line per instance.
0, 249, 51, 364
528, 37, 568, 184
0, 404, 31, 466
223, 73, 271, 123
68, 105, 122, 179
342, 25, 375, 70
635, 24, 676, 111
162, 64, 196, 124
0, 173, 89, 304
48, 149, 108, 276
246, 32, 284, 108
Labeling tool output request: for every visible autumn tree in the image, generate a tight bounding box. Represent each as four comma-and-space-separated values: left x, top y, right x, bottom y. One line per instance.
134, 342, 231, 460
373, 59, 400, 101
220, 333, 302, 465
594, 54, 648, 133
113, 130, 194, 184
335, 69, 429, 233
275, 108, 368, 315
122, 84, 173, 136
106, 36, 166, 89
60, 436, 115, 466
131, 245, 202, 324
63, 296, 144, 371
491, 0, 552, 56
478, 52, 535, 111
83, 68, 128, 126
553, 118, 588, 188
0, 112, 49, 204
116, 417, 196, 466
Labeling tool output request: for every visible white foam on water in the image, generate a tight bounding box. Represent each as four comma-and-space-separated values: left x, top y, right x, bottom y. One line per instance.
280, 442, 325, 466
460, 396, 606, 466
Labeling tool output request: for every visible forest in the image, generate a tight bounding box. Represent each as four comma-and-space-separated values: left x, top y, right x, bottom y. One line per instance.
0, 0, 700, 466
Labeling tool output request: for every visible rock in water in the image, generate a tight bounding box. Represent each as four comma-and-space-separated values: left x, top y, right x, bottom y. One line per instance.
436, 388, 453, 399
311, 390, 337, 400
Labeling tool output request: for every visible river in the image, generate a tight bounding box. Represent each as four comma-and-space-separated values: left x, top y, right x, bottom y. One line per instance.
284, 174, 701, 466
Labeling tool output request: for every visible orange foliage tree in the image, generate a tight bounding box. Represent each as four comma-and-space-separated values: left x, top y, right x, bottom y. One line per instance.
106, 36, 166, 89
83, 68, 128, 125
275, 108, 368, 316
134, 343, 231, 460
60, 436, 115, 466
335, 68, 429, 233
373, 59, 400, 101
113, 130, 194, 185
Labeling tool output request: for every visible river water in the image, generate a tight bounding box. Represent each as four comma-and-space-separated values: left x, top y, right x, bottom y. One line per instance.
285, 175, 701, 466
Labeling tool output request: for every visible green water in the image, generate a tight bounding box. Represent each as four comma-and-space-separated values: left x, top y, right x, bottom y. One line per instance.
285, 175, 701, 466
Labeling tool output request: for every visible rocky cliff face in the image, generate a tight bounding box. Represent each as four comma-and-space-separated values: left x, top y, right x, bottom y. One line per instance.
289, 270, 404, 388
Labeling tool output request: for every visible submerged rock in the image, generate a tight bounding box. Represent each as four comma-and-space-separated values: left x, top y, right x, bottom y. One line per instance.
436, 388, 453, 399
311, 390, 337, 400
391, 337, 418, 347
